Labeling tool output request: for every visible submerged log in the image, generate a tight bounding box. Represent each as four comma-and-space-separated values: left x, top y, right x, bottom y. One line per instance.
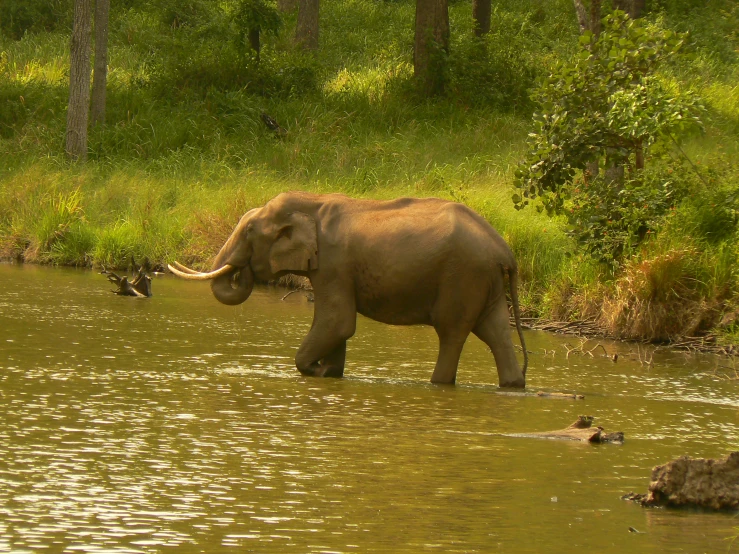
494, 390, 585, 399
516, 415, 624, 443
536, 391, 585, 400
623, 452, 739, 511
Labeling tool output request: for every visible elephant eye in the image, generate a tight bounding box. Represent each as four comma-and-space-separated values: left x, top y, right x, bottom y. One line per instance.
276, 226, 292, 240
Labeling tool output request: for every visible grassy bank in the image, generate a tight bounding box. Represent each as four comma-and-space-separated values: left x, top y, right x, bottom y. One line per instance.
1, 0, 739, 345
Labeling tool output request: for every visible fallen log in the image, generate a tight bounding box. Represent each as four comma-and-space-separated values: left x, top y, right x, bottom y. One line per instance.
510, 415, 624, 444
623, 452, 739, 511
101, 267, 152, 297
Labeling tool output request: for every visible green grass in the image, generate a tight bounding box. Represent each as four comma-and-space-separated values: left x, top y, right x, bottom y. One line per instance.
1, 0, 739, 341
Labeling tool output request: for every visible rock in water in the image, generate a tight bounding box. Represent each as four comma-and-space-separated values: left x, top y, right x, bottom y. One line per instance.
624, 451, 739, 510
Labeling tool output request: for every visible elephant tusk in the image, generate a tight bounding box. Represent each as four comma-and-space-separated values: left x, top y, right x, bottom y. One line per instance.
167, 262, 235, 280
172, 261, 201, 274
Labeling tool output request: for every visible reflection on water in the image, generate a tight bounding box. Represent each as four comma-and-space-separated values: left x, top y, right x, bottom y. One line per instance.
0, 264, 737, 553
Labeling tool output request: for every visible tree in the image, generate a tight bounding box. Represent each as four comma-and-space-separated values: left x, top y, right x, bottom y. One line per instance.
513, 13, 704, 263
66, 0, 92, 161
414, 0, 449, 95
472, 0, 491, 37
90, 0, 109, 126
295, 0, 319, 50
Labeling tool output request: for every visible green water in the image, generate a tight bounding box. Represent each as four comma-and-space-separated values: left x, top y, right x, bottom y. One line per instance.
0, 264, 737, 553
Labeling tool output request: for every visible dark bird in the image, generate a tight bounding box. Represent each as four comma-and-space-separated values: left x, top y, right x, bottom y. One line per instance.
261, 112, 287, 136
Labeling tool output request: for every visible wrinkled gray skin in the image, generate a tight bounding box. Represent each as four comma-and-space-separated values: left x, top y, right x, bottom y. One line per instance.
210, 192, 527, 388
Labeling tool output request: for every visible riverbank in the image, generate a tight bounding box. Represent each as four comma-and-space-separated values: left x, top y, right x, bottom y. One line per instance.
1, 0, 739, 347
2, 156, 738, 350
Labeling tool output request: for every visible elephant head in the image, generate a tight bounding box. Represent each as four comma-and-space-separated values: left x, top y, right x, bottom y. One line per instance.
168, 200, 319, 305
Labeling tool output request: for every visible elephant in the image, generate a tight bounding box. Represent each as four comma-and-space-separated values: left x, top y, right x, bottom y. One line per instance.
169, 192, 528, 388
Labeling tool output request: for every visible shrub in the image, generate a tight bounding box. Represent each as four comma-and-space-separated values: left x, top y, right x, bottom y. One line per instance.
565, 161, 693, 263
601, 246, 728, 340
513, 11, 704, 263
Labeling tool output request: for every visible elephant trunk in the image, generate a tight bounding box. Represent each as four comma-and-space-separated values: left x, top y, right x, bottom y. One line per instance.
210, 265, 254, 306
209, 229, 255, 305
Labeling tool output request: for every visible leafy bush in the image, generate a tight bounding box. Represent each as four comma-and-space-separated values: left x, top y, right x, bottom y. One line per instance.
513, 11, 704, 263
566, 162, 693, 263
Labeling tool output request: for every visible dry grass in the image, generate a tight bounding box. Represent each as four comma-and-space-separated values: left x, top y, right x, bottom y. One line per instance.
601, 247, 722, 341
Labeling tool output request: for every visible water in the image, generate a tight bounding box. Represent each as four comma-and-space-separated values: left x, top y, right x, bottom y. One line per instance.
0, 264, 737, 553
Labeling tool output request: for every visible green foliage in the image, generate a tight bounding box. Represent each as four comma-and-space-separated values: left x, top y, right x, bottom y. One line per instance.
449, 31, 535, 111
0, 0, 71, 39
94, 221, 141, 268
662, 159, 739, 244
653, 0, 739, 66
48, 223, 96, 265
35, 189, 85, 251
566, 163, 691, 263
0, 80, 29, 138
232, 0, 282, 55
513, 11, 705, 263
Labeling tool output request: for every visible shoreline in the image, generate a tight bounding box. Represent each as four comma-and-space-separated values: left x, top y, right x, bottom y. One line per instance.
4, 257, 736, 360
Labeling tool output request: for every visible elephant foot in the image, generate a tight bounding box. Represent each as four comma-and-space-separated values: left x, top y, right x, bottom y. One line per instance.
319, 365, 344, 378
499, 377, 525, 389
298, 364, 344, 378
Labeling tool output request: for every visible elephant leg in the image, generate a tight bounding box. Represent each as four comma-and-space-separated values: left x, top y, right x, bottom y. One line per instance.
430, 331, 468, 384
473, 300, 525, 388
429, 282, 481, 384
319, 340, 347, 378
295, 294, 355, 378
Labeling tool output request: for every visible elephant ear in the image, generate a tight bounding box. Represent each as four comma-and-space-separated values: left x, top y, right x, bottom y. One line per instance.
269, 212, 318, 274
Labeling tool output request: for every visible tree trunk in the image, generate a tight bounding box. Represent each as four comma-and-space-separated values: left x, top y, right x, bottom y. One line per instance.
277, 0, 298, 12
634, 140, 644, 171
249, 26, 261, 62
295, 0, 319, 50
605, 147, 625, 186
91, 0, 109, 127
66, 0, 93, 161
633, 0, 645, 18
612, 0, 645, 18
573, 0, 601, 36
414, 0, 449, 96
472, 0, 491, 37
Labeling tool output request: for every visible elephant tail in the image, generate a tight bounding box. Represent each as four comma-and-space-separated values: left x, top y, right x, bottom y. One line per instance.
508, 266, 528, 378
